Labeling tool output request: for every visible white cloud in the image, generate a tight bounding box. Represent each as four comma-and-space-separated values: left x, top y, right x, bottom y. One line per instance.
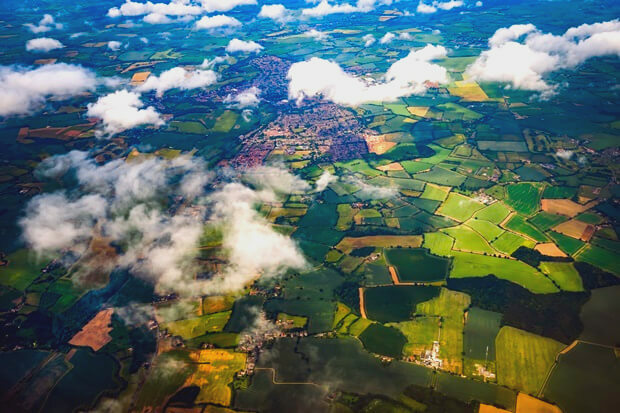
24, 14, 63, 34
108, 40, 122, 51
225, 38, 263, 53
258, 4, 290, 22
417, 1, 463, 14
304, 29, 328, 41
362, 34, 375, 47
380, 32, 396, 44
199, 0, 257, 13
206, 182, 307, 292
225, 86, 261, 108
288, 44, 448, 106
86, 90, 164, 136
399, 32, 413, 40
556, 149, 574, 160
26, 37, 64, 52
244, 165, 311, 194
21, 192, 107, 253
345, 176, 397, 199
475, 1, 483, 6
107, 0, 204, 18
416, 2, 437, 13
302, 0, 357, 17
194, 14, 241, 29
137, 67, 218, 97
143, 12, 172, 24
0, 63, 97, 117
315, 171, 336, 192
466, 20, 620, 97
436, 0, 463, 10
200, 55, 234, 69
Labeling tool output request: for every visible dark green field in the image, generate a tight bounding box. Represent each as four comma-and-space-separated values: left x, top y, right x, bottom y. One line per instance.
364, 285, 440, 323
384, 248, 450, 282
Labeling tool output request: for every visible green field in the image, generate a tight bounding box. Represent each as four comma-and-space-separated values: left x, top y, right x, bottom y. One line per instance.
539, 262, 584, 292
437, 193, 485, 222
575, 244, 620, 275
473, 202, 511, 224
504, 183, 542, 216
443, 225, 498, 255
465, 218, 505, 241
503, 214, 548, 242
359, 323, 408, 358
542, 342, 620, 413
449, 252, 558, 293
414, 166, 467, 187
420, 183, 450, 201
464, 307, 502, 361
495, 326, 565, 395
384, 248, 449, 282
162, 311, 231, 339
364, 285, 440, 323
548, 231, 585, 255
579, 285, 620, 346
528, 211, 568, 231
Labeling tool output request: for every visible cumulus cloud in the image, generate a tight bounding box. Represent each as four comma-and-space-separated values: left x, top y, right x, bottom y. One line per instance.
200, 55, 234, 69
362, 34, 376, 47
417, 1, 463, 13
194, 14, 241, 29
399, 32, 413, 40
466, 20, 620, 97
23, 150, 313, 295
0, 63, 97, 117
86, 90, 164, 136
225, 38, 263, 53
107, 0, 204, 19
258, 4, 290, 22
556, 149, 574, 160
137, 67, 218, 97
26, 37, 64, 52
200, 0, 257, 13
225, 86, 261, 108
314, 171, 336, 192
22, 152, 214, 294
304, 29, 328, 41
108, 40, 122, 51
143, 12, 173, 24
24, 14, 63, 33
302, 0, 357, 17
244, 165, 311, 194
288, 44, 448, 105
206, 182, 307, 292
380, 32, 396, 44
345, 176, 397, 199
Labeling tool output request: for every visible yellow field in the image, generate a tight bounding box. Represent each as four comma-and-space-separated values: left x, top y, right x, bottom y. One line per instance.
336, 235, 422, 253
534, 243, 567, 257
448, 81, 489, 101
68, 308, 113, 351
553, 219, 595, 241
541, 199, 593, 217
185, 349, 246, 406
363, 134, 396, 154
376, 162, 404, 171
515, 393, 562, 413
202, 295, 235, 315
495, 327, 564, 395
479, 404, 511, 413
407, 106, 430, 117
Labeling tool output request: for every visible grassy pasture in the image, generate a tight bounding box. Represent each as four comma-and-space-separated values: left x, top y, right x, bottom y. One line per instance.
528, 212, 567, 231
538, 262, 583, 292
420, 183, 450, 201
359, 323, 407, 358
384, 248, 449, 282
466, 218, 505, 241
505, 183, 542, 216
422, 231, 454, 256
391, 317, 439, 357
548, 231, 585, 255
542, 342, 620, 413
162, 311, 231, 339
495, 326, 564, 395
464, 307, 502, 361
364, 285, 440, 323
575, 244, 620, 275
449, 252, 558, 293
437, 193, 485, 222
443, 225, 498, 255
504, 214, 548, 242
473, 202, 511, 224
414, 166, 467, 186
